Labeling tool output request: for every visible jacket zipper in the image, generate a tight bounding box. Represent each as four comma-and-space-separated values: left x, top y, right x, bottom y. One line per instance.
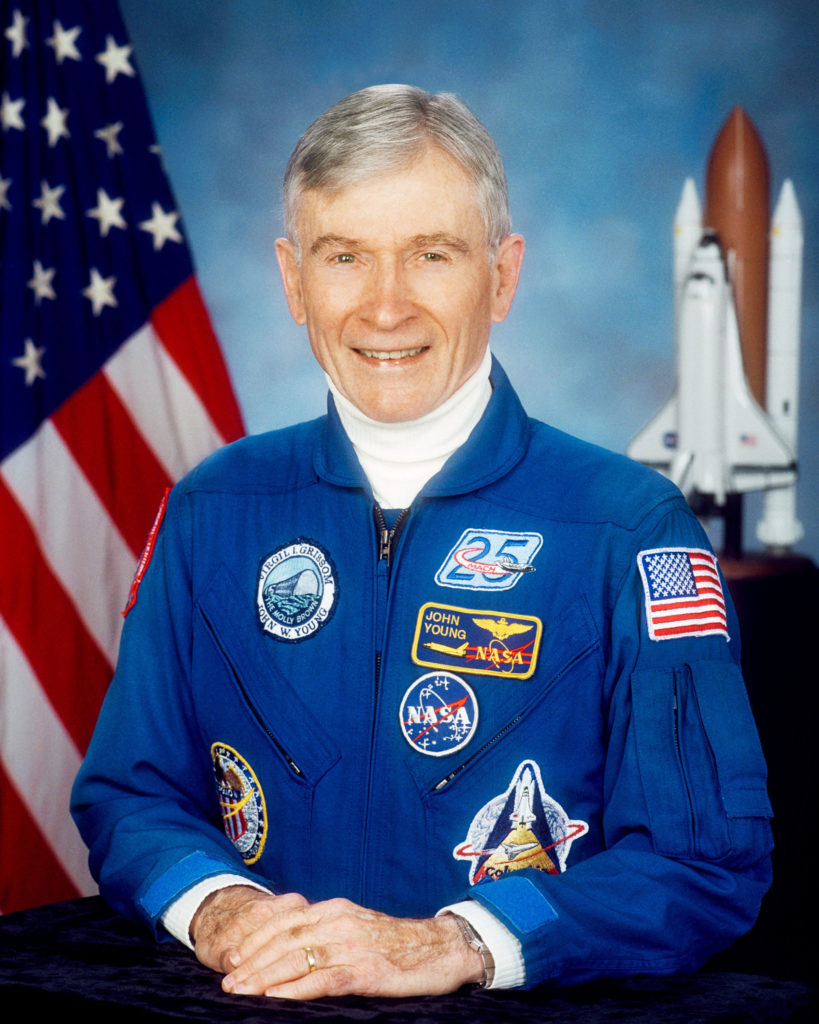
361, 504, 410, 900
200, 608, 304, 779
431, 638, 600, 791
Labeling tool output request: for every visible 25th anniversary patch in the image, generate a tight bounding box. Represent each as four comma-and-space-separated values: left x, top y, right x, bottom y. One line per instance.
412, 602, 542, 679
257, 538, 338, 642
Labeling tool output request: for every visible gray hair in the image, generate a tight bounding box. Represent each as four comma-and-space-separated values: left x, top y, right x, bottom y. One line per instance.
283, 84, 511, 255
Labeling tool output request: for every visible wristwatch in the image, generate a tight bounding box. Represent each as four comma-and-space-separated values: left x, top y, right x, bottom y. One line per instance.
450, 912, 496, 988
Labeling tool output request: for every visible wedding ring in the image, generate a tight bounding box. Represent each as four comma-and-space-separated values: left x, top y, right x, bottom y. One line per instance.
304, 946, 317, 973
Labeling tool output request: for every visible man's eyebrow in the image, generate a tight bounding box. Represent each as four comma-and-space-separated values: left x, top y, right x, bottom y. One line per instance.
408, 233, 472, 254
310, 234, 361, 256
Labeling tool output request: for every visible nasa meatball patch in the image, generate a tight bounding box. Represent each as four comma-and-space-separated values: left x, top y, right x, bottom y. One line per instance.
257, 538, 338, 642
399, 672, 478, 756
211, 743, 267, 864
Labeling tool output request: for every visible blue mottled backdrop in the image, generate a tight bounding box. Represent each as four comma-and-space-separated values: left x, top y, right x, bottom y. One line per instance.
119, 0, 818, 561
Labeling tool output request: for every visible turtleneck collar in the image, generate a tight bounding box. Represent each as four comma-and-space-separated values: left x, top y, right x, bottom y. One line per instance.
326, 347, 493, 508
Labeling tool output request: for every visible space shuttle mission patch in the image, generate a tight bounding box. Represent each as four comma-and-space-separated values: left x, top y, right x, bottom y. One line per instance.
454, 760, 588, 884
211, 743, 267, 864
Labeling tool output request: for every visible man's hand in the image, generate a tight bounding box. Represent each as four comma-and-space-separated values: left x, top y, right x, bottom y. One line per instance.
211, 895, 485, 999
191, 885, 310, 974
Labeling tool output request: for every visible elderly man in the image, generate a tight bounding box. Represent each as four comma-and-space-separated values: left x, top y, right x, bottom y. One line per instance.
72, 85, 772, 1000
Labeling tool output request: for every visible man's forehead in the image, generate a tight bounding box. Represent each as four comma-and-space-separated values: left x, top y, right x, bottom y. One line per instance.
293, 148, 484, 248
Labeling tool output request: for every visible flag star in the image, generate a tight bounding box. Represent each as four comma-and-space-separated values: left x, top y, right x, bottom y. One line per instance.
95, 120, 124, 157
33, 180, 66, 224
1, 90, 25, 131
12, 338, 46, 386
46, 20, 81, 63
27, 260, 57, 304
5, 9, 28, 58
0, 176, 11, 210
83, 268, 117, 316
96, 35, 134, 83
87, 188, 126, 236
41, 96, 70, 147
139, 201, 182, 250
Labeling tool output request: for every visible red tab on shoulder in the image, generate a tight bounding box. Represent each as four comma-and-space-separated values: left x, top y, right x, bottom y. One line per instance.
123, 487, 171, 617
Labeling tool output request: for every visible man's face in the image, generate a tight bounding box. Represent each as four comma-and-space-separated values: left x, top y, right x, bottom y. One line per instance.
276, 145, 523, 422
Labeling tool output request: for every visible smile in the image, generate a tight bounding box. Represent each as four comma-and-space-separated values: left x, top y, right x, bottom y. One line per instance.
357, 347, 427, 361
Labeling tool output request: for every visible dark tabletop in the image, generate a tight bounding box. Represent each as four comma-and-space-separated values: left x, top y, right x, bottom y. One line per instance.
0, 897, 814, 1022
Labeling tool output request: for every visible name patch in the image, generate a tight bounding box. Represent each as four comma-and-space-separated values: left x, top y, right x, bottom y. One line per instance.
257, 538, 338, 642
399, 672, 478, 757
412, 602, 542, 679
435, 528, 542, 592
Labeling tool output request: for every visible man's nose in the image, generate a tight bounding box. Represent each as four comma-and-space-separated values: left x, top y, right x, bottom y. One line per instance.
361, 259, 413, 330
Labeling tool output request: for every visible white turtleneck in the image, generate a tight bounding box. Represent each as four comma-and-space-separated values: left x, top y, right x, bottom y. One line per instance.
327, 346, 493, 509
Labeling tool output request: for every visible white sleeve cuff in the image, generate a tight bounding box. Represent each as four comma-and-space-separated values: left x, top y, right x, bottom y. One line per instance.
437, 899, 526, 989
160, 873, 272, 950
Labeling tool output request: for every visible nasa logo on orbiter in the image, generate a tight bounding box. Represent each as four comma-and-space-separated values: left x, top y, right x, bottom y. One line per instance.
454, 760, 588, 884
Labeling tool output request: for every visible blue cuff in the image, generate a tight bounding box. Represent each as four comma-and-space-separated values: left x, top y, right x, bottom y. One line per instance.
137, 851, 247, 920
468, 873, 559, 936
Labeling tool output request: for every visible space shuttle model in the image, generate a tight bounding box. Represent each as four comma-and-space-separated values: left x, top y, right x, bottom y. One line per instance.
628, 107, 803, 553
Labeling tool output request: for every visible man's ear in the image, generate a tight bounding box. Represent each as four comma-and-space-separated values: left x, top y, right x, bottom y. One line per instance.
490, 233, 525, 324
275, 238, 307, 325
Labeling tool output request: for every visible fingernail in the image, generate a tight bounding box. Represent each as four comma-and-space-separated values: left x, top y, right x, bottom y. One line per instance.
228, 950, 241, 967
223, 976, 235, 992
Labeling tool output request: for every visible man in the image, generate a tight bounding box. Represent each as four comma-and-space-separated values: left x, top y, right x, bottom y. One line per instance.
72, 85, 772, 1000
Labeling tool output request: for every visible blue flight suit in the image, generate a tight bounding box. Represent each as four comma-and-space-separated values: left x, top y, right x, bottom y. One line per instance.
72, 360, 772, 987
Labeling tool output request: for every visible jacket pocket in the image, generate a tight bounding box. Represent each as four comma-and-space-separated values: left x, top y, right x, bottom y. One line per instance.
631, 660, 772, 862
194, 566, 340, 884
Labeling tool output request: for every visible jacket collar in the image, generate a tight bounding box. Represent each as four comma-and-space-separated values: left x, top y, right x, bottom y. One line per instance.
314, 357, 530, 499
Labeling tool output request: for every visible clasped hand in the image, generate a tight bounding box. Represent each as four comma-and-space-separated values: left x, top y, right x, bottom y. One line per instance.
191, 884, 484, 999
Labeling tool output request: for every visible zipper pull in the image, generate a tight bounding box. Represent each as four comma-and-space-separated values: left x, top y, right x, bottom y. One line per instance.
379, 526, 392, 564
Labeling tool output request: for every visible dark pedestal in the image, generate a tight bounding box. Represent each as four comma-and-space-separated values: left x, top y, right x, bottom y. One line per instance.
707, 556, 818, 985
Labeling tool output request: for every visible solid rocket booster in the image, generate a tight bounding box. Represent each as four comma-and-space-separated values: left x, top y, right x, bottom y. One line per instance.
757, 181, 804, 549
705, 107, 770, 406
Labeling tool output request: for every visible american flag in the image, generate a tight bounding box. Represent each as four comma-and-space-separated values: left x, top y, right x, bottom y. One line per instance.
637, 548, 729, 642
0, 1, 244, 912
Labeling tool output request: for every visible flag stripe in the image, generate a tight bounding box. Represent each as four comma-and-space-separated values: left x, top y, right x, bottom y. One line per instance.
0, 762, 80, 914
52, 371, 173, 558
0, 482, 112, 753
0, 618, 96, 899
104, 315, 226, 482
2, 422, 133, 666
151, 276, 245, 443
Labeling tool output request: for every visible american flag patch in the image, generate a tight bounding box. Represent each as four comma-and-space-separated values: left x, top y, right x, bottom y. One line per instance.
637, 548, 729, 642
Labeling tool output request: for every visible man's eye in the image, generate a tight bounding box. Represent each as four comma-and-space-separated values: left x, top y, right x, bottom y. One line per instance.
421, 252, 444, 262
334, 253, 356, 264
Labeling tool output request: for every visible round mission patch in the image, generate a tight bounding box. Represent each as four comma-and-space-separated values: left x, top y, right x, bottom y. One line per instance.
211, 742, 267, 864
256, 537, 338, 642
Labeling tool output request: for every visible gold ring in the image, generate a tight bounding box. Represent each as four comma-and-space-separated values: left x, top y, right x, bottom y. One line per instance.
304, 946, 317, 973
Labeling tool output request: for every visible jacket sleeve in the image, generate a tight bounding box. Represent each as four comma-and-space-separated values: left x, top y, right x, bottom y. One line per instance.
71, 484, 266, 938
464, 502, 773, 987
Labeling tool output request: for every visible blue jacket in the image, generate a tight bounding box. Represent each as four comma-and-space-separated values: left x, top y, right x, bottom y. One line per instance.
72, 361, 772, 987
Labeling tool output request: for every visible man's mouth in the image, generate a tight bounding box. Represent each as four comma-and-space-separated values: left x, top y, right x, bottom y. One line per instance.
357, 347, 427, 361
